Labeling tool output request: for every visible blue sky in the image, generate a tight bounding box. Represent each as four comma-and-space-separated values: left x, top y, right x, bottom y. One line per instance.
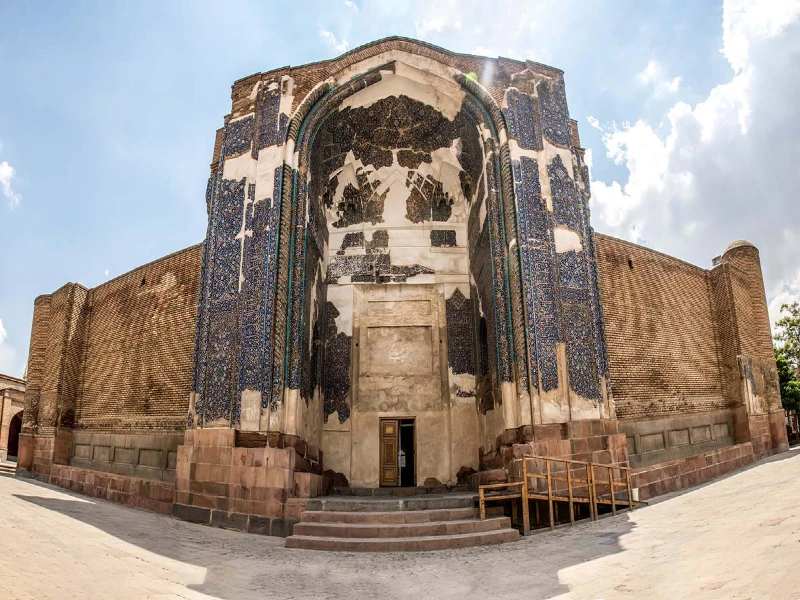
1, 0, 799, 377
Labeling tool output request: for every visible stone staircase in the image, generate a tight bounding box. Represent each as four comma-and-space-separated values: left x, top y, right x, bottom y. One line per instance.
0, 461, 17, 476
285, 493, 519, 551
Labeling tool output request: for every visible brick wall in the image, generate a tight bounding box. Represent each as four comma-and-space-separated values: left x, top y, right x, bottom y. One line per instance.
75, 245, 202, 431
595, 235, 728, 419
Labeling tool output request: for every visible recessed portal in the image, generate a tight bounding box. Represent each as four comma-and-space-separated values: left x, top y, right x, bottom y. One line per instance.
7, 412, 22, 458
379, 418, 415, 487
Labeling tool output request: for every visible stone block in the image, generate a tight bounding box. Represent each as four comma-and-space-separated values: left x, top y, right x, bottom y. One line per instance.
173, 503, 211, 524
247, 516, 272, 535
211, 510, 249, 531
269, 518, 296, 538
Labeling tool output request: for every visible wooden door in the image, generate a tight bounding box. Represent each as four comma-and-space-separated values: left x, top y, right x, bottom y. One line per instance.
380, 419, 399, 487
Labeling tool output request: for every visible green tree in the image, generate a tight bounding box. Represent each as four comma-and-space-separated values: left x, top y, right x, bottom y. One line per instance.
775, 347, 800, 412
774, 301, 800, 372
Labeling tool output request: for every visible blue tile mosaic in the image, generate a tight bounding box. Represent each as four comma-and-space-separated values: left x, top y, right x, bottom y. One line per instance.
431, 229, 457, 247
323, 302, 351, 424
257, 86, 283, 150
548, 155, 582, 233
563, 305, 599, 399
446, 288, 475, 376
538, 79, 572, 148
223, 116, 253, 158
502, 89, 543, 151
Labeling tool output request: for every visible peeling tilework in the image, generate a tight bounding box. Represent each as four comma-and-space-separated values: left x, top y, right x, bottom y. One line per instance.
563, 305, 598, 399
287, 176, 310, 390
548, 155, 582, 232
337, 232, 365, 254
502, 89, 543, 151
196, 177, 247, 423
586, 228, 610, 391
483, 156, 513, 383
301, 263, 325, 403
538, 79, 572, 148
550, 153, 605, 400
331, 184, 387, 229
223, 116, 253, 158
431, 230, 457, 247
470, 219, 497, 383
446, 289, 475, 375
323, 302, 351, 423
581, 164, 591, 196
257, 87, 283, 150
513, 157, 550, 390
237, 168, 283, 412
326, 253, 433, 284
192, 235, 211, 421
314, 95, 467, 184
404, 175, 459, 224
368, 229, 389, 250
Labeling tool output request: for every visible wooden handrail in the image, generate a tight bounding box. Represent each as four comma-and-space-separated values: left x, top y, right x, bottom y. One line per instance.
477, 452, 637, 534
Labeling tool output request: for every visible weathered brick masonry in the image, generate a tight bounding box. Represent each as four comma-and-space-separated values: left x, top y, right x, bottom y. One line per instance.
18, 245, 202, 488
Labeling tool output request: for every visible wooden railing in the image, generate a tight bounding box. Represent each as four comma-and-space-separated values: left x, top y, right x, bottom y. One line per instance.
478, 455, 636, 535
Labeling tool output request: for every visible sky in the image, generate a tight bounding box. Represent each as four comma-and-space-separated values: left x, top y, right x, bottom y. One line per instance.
1, 0, 799, 378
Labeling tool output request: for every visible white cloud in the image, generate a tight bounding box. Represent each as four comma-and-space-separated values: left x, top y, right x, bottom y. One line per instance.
0, 318, 19, 376
343, 0, 359, 12
406, 0, 561, 62
638, 59, 682, 95
0, 159, 21, 209
589, 0, 800, 329
319, 29, 350, 53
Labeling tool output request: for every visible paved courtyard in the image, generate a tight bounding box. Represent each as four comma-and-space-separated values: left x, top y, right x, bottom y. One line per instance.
1, 450, 799, 600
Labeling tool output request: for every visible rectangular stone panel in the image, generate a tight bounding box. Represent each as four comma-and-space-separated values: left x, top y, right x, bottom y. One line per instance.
138, 449, 163, 468
366, 326, 432, 376
692, 425, 712, 443
368, 300, 431, 316
640, 433, 665, 453
114, 447, 136, 464
713, 423, 731, 438
93, 446, 111, 461
74, 444, 91, 459
668, 429, 690, 447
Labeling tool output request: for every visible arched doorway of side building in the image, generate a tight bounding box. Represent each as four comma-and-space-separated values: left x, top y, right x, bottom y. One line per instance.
7, 412, 22, 459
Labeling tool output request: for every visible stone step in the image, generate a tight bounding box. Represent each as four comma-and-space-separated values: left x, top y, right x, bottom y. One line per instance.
285, 529, 520, 552
306, 494, 475, 513
300, 507, 478, 524
0, 464, 16, 475
332, 485, 470, 496
293, 516, 511, 538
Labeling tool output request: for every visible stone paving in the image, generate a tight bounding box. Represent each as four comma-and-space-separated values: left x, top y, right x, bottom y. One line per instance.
1, 449, 799, 599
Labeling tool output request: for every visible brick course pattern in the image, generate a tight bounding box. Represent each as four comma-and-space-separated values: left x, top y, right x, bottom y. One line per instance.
21, 245, 201, 437
595, 234, 729, 419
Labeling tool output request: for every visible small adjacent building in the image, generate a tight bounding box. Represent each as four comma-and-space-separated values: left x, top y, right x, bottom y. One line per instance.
0, 372, 25, 461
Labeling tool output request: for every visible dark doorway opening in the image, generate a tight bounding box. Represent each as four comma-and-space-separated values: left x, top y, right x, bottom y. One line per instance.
7, 412, 22, 458
398, 419, 415, 487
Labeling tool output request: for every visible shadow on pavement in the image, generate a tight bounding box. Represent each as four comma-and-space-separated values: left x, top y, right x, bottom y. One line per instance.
13, 478, 637, 600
